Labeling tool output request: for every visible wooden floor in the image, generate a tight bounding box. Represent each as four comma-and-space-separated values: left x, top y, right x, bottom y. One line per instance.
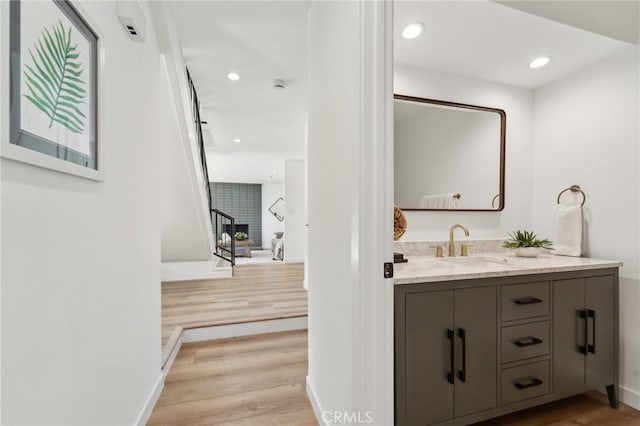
474, 391, 640, 426
162, 263, 307, 346
148, 330, 316, 425
149, 329, 640, 426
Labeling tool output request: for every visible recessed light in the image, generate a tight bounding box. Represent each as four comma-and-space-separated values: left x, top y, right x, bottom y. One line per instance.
271, 169, 277, 174
402, 22, 424, 40
233, 138, 241, 143
227, 72, 240, 81
529, 57, 551, 69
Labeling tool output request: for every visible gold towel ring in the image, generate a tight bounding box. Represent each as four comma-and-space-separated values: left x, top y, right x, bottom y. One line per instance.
557, 184, 586, 207
491, 194, 500, 208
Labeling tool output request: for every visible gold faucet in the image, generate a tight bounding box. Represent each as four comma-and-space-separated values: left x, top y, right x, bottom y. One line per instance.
449, 224, 470, 257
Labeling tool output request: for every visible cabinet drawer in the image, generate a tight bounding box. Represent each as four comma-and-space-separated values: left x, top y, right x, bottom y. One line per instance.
501, 282, 549, 321
501, 321, 549, 364
501, 360, 550, 405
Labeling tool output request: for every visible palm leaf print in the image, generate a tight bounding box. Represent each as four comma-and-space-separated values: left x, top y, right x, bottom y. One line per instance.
23, 20, 87, 134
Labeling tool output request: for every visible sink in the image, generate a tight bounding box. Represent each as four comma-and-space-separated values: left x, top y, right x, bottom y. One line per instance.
439, 256, 511, 266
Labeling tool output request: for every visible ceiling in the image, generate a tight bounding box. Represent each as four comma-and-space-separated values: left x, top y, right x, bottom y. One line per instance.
167, 1, 309, 184
496, 1, 639, 44
394, 1, 634, 89
166, 1, 636, 184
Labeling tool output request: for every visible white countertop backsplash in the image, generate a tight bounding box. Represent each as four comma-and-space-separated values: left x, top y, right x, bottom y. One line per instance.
394, 238, 508, 256
393, 239, 621, 285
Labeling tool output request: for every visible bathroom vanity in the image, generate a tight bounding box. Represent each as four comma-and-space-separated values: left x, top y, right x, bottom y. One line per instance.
394, 254, 620, 426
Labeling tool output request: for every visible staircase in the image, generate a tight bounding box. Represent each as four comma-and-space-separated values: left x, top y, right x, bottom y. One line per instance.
187, 67, 236, 267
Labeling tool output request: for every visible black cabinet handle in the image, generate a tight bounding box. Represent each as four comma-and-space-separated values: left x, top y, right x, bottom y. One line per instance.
513, 337, 543, 347
458, 328, 466, 382
578, 309, 588, 355
446, 329, 454, 384
587, 309, 596, 354
514, 377, 543, 390
513, 297, 543, 305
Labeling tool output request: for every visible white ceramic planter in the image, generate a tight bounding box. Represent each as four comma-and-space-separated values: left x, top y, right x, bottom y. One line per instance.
511, 247, 543, 258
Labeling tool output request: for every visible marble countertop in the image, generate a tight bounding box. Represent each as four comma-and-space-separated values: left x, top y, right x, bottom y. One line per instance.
394, 253, 622, 285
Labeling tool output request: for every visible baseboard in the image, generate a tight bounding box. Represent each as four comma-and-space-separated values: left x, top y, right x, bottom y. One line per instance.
182, 316, 308, 343
284, 258, 305, 264
161, 326, 183, 368
620, 385, 640, 410
135, 374, 164, 426
161, 260, 232, 281
162, 328, 184, 371
306, 376, 327, 426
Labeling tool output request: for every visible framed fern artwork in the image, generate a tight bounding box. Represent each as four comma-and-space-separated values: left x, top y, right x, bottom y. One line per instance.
6, 0, 100, 180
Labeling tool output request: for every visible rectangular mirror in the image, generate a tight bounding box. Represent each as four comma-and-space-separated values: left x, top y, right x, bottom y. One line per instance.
394, 94, 506, 211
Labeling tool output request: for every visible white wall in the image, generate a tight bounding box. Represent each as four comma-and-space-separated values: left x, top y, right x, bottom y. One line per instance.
152, 3, 213, 263
261, 182, 284, 250
284, 160, 305, 262
0, 1, 163, 424
394, 65, 534, 240
308, 1, 358, 417
531, 47, 640, 407
308, 3, 394, 423
159, 55, 212, 262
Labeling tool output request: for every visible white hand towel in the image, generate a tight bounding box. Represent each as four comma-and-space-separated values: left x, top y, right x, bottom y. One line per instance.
552, 204, 582, 257
419, 194, 459, 209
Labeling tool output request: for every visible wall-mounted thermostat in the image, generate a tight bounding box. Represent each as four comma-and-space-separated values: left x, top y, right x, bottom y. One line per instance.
116, 0, 145, 42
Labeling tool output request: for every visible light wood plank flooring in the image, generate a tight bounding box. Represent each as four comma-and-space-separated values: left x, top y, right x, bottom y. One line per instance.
148, 330, 316, 425
150, 329, 640, 425
473, 391, 640, 425
162, 263, 306, 346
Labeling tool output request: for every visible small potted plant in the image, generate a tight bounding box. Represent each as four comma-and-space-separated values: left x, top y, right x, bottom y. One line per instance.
503, 230, 553, 258
234, 231, 248, 241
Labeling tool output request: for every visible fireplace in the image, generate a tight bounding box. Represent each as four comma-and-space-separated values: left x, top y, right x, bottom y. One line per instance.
224, 224, 249, 238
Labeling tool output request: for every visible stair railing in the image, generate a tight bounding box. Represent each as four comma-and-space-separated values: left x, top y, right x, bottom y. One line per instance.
211, 209, 236, 266
186, 67, 235, 266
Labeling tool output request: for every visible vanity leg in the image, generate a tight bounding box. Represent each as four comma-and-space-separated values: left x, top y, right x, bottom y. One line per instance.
606, 384, 618, 409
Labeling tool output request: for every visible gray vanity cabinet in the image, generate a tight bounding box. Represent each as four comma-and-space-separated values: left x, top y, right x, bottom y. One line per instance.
398, 286, 497, 426
553, 276, 616, 396
395, 268, 618, 426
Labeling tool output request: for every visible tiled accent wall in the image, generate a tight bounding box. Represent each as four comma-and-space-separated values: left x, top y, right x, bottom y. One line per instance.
211, 183, 262, 247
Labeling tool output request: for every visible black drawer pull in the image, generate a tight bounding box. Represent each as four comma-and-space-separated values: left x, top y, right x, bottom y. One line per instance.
587, 309, 596, 354
578, 309, 588, 355
513, 297, 543, 305
458, 328, 466, 383
446, 329, 454, 384
513, 337, 543, 347
514, 377, 543, 390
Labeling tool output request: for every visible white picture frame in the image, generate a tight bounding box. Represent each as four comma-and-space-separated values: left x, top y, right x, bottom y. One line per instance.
1, 0, 105, 181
